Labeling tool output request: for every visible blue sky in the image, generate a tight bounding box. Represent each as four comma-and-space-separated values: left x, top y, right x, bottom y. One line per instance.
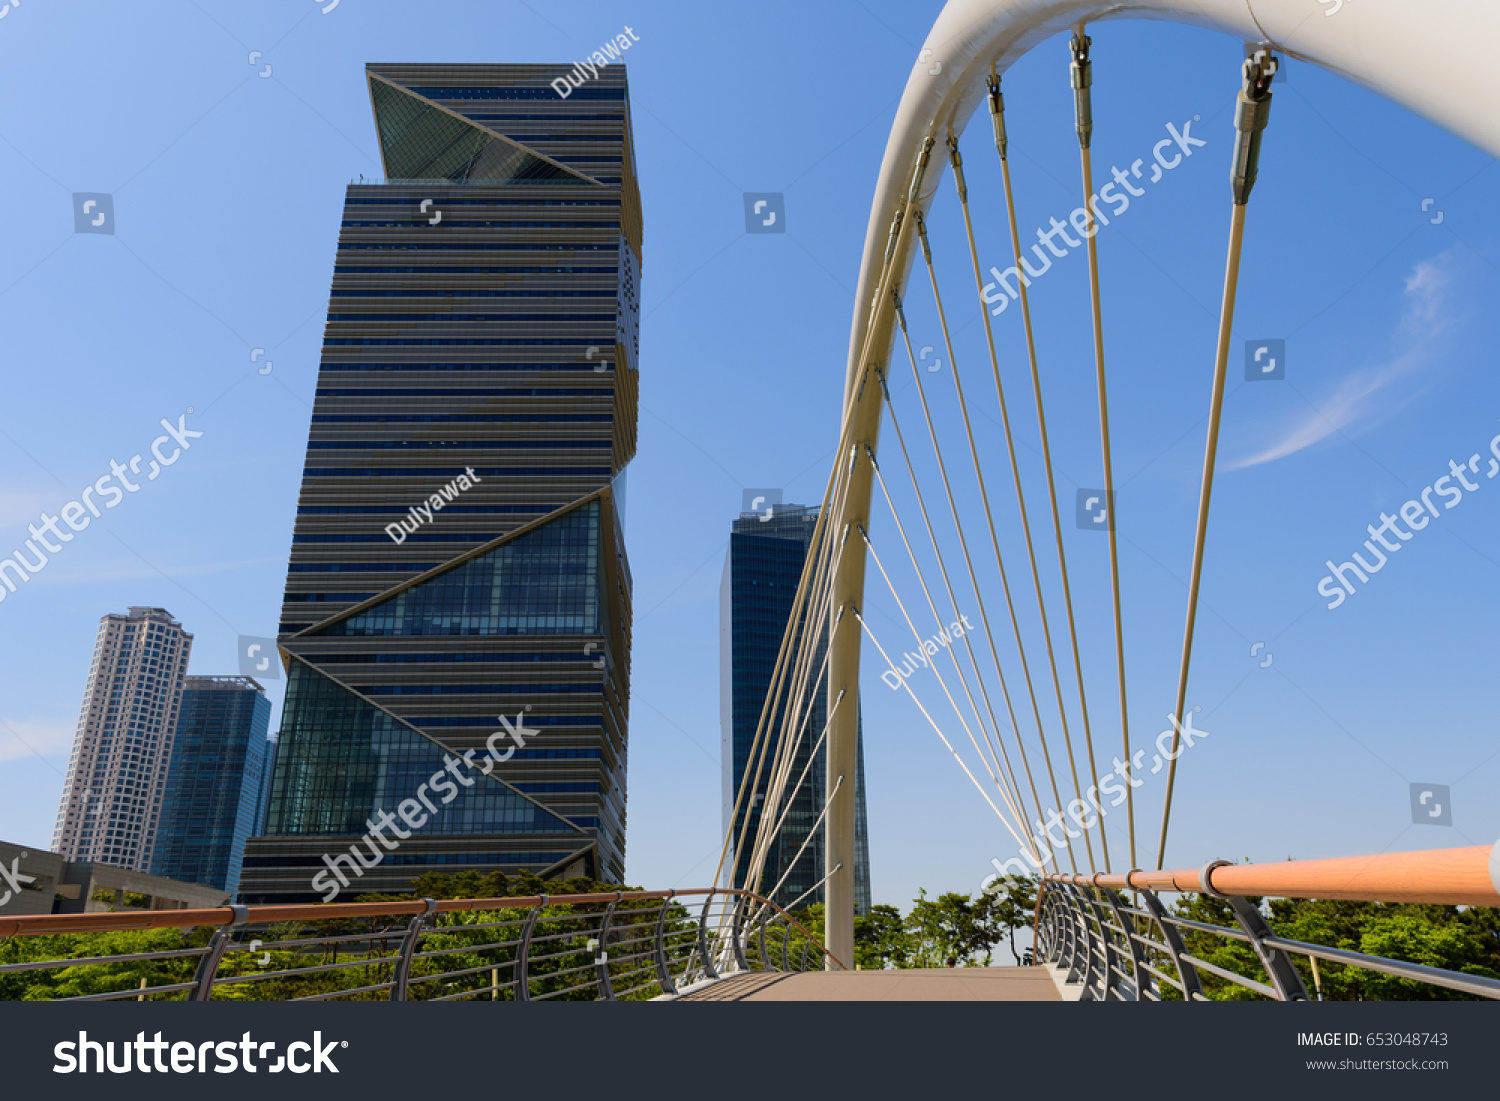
0, 0, 1496, 910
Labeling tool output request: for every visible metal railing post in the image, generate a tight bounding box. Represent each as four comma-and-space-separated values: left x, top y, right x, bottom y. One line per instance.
780, 920, 793, 971
1056, 888, 1081, 978
1227, 894, 1310, 1002
1065, 884, 1104, 1000
652, 892, 679, 996
1104, 887, 1149, 1001
594, 892, 622, 1001
1036, 890, 1058, 962
1055, 889, 1077, 970
514, 895, 547, 1003
1138, 888, 1205, 1000
188, 904, 248, 1002
757, 911, 771, 970
696, 891, 720, 981
729, 893, 751, 972
390, 899, 437, 1002
1082, 887, 1122, 1000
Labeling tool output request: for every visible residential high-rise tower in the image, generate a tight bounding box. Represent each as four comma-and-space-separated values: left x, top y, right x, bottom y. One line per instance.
52, 607, 193, 870
240, 63, 640, 903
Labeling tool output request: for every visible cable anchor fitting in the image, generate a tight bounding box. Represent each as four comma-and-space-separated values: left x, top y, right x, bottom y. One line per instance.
1069, 32, 1093, 151
914, 210, 932, 264
883, 208, 905, 268
907, 136, 935, 205
985, 70, 1008, 161
946, 136, 967, 203
1231, 48, 1278, 205
891, 291, 908, 333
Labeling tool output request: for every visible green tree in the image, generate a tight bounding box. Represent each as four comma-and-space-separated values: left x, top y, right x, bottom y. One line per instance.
1167, 894, 1500, 1001
854, 904, 910, 970
905, 889, 1002, 967
980, 877, 1036, 964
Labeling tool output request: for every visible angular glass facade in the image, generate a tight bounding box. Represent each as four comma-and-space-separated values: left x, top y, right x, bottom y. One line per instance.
319, 502, 602, 638
150, 676, 270, 895
240, 63, 639, 903
720, 506, 871, 914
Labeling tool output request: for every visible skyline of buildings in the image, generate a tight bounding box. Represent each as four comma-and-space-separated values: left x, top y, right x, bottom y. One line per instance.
239, 62, 643, 902
45, 609, 275, 901
24, 62, 869, 917
721, 503, 871, 914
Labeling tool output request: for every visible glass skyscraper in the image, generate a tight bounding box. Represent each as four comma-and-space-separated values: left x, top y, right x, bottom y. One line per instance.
53, 607, 193, 870
720, 505, 871, 914
240, 62, 640, 903
151, 676, 272, 895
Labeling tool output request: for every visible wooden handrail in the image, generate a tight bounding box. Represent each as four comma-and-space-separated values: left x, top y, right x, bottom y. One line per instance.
0, 886, 847, 969
1045, 843, 1500, 907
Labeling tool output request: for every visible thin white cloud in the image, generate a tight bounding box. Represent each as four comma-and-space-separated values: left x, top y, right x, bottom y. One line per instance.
0, 488, 61, 531
1231, 251, 1461, 470
0, 716, 74, 765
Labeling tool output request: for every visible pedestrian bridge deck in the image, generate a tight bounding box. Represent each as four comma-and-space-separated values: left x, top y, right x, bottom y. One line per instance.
675, 965, 1066, 1001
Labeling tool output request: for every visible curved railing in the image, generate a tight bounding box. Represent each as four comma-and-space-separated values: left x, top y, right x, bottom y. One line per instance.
1038, 845, 1500, 1001
0, 889, 843, 1002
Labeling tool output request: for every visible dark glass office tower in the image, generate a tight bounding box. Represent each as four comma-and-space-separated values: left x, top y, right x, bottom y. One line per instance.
151, 676, 272, 895
720, 504, 870, 914
240, 63, 640, 903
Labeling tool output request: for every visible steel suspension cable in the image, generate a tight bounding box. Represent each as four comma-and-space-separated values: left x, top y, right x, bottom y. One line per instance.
852, 608, 1033, 854
740, 474, 853, 896
759, 772, 844, 909
727, 158, 939, 904
744, 421, 870, 898
743, 591, 845, 891
1063, 33, 1136, 869
864, 437, 1039, 845
857, 521, 1028, 830
775, 861, 844, 919
881, 333, 1048, 840
914, 210, 1093, 874
742, 607, 840, 895
950, 128, 1108, 874
754, 687, 846, 868
893, 293, 1069, 872
1157, 49, 1278, 868
713, 385, 860, 894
